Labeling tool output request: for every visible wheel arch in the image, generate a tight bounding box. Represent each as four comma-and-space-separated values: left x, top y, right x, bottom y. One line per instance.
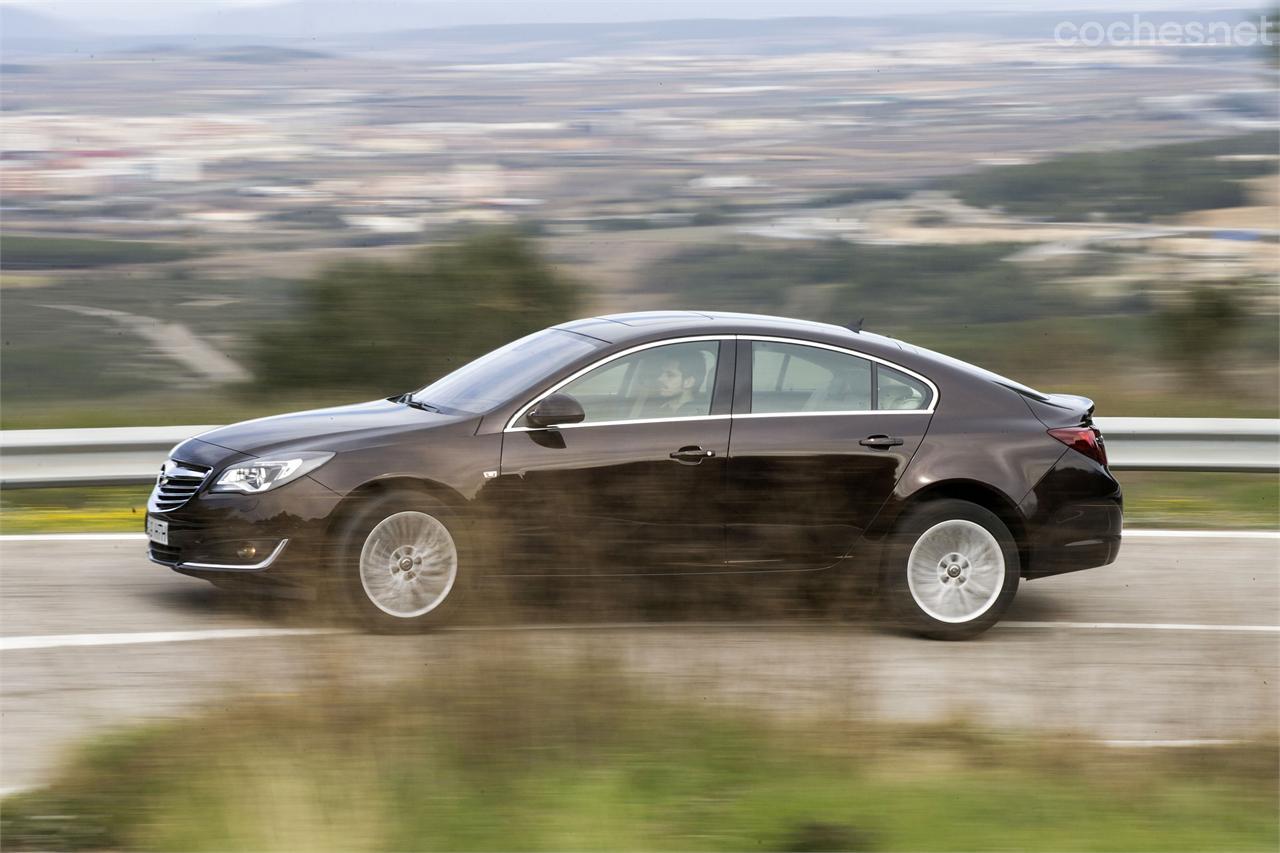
322, 475, 470, 544
874, 479, 1030, 576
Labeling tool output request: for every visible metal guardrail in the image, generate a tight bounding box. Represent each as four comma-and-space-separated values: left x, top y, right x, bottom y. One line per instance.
0, 425, 221, 488
1094, 418, 1280, 474
0, 418, 1276, 489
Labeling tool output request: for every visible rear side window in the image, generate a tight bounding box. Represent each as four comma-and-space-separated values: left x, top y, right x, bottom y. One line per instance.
749, 341, 934, 414
877, 365, 931, 411
750, 341, 872, 414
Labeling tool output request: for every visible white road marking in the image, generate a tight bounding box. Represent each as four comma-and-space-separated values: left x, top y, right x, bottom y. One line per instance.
2, 619, 1278, 652
1100, 739, 1239, 748
1121, 529, 1280, 540
0, 628, 341, 652
1, 533, 148, 542
1000, 621, 1280, 633
1, 529, 1276, 543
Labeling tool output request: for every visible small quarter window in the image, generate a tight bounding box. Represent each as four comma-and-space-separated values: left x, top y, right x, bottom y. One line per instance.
877, 365, 931, 410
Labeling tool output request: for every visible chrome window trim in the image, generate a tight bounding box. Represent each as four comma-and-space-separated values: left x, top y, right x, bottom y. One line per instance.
734, 409, 932, 420
507, 414, 732, 433
743, 335, 939, 415
504, 335, 734, 432
173, 539, 290, 572
503, 333, 939, 432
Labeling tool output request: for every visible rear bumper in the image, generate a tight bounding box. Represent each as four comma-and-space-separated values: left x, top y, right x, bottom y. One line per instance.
1021, 451, 1124, 580
1025, 502, 1122, 579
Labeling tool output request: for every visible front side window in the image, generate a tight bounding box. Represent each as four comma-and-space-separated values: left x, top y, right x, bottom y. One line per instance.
751, 341, 872, 414
555, 341, 719, 424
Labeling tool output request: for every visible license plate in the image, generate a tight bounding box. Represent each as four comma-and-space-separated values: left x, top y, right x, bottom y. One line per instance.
146, 516, 169, 546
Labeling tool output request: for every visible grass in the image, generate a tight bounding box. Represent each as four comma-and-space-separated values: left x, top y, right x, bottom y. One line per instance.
0, 389, 369, 431
0, 486, 151, 534
1119, 472, 1279, 530
2, 474, 1274, 534
1, 658, 1275, 852
0, 234, 198, 269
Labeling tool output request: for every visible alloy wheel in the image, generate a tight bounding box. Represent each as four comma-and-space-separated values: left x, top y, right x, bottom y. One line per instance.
358, 510, 458, 618
905, 519, 1005, 624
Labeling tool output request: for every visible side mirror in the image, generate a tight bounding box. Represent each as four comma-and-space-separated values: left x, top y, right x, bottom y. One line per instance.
526, 393, 586, 428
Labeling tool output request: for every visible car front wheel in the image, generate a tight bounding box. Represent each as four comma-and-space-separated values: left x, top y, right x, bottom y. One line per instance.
336, 490, 466, 632
883, 498, 1019, 640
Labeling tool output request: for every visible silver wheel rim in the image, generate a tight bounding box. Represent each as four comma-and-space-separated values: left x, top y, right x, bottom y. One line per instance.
359, 510, 458, 619
906, 519, 1005, 624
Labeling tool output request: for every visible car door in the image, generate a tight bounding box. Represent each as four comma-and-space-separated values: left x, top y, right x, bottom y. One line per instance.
494, 337, 734, 575
723, 337, 935, 571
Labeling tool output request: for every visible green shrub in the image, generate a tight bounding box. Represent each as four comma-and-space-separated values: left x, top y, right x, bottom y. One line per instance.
248, 229, 581, 394
0, 235, 196, 269
948, 132, 1276, 222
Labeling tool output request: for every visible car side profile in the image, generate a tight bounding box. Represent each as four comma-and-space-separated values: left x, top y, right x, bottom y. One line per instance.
146, 311, 1122, 639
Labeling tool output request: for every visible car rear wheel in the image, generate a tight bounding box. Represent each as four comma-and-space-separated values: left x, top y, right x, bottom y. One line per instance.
883, 498, 1019, 640
336, 490, 466, 632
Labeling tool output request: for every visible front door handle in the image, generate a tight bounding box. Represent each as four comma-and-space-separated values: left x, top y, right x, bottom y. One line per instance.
670, 446, 716, 464
859, 434, 904, 449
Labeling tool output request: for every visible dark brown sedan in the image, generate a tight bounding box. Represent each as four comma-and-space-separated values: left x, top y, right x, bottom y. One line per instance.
146, 311, 1121, 639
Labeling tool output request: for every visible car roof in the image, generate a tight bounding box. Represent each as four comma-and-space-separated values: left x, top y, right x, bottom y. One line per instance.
553, 310, 1047, 398
556, 310, 886, 347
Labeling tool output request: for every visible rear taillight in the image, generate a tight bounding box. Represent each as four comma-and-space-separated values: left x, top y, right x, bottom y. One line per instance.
1048, 426, 1108, 467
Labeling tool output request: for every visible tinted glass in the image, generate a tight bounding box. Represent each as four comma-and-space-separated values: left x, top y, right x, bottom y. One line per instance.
558, 341, 718, 423
750, 342, 871, 413
411, 329, 602, 415
877, 365, 932, 410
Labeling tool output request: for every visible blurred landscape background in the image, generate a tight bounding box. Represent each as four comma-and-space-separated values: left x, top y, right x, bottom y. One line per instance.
1, 4, 1278, 851
2, 1, 1277, 426
2, 0, 1276, 529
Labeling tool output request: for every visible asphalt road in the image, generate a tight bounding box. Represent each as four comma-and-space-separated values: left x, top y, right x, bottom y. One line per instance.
1, 532, 1277, 793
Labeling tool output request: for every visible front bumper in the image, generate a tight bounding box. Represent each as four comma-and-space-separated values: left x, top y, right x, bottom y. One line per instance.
148, 537, 291, 573
145, 466, 342, 586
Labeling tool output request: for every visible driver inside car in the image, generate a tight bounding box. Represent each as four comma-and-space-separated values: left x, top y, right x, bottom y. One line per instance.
642, 351, 708, 417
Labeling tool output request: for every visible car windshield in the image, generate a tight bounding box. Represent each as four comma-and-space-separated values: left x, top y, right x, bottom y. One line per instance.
408, 328, 603, 415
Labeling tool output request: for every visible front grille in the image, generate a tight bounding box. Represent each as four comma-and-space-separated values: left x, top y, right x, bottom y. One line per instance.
148, 542, 182, 565
148, 459, 212, 512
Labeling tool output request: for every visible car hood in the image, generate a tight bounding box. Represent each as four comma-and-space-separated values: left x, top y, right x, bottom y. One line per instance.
179, 399, 467, 459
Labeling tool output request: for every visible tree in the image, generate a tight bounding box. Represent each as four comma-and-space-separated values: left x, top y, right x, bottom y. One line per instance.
1151, 283, 1244, 385
250, 229, 581, 394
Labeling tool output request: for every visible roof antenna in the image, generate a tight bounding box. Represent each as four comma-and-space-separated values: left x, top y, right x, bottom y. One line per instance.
849, 317, 864, 333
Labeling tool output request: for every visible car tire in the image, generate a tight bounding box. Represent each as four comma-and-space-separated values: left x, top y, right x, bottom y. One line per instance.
881, 498, 1019, 640
334, 489, 468, 633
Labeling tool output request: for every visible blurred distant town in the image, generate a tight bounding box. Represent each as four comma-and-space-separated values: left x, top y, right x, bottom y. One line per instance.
1, 6, 1277, 426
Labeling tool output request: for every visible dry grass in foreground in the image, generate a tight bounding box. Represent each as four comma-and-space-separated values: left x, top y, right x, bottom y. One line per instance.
2, 655, 1276, 852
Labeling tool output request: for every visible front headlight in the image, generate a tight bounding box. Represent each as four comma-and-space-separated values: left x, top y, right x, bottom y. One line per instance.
211, 452, 334, 494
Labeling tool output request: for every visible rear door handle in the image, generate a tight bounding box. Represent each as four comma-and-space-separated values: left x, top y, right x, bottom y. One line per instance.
859, 434, 904, 449
670, 446, 716, 464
